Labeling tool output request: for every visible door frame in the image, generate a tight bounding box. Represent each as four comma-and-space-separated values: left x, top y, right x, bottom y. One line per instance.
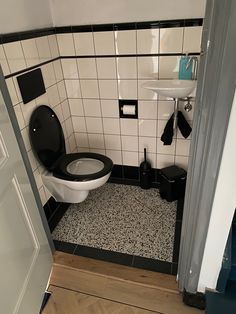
0, 66, 54, 252
178, 0, 236, 293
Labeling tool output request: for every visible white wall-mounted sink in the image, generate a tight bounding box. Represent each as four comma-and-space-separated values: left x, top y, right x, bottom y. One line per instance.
142, 79, 196, 98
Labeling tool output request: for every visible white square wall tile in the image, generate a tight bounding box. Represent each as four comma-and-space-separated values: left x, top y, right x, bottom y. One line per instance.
139, 101, 157, 119
20, 100, 37, 124
75, 132, 89, 148
65, 117, 74, 138
139, 137, 156, 153
72, 116, 86, 132
57, 80, 67, 102
158, 100, 174, 119
156, 154, 175, 169
106, 150, 122, 164
96, 58, 117, 79
122, 151, 139, 166
156, 137, 176, 155
21, 127, 31, 151
54, 104, 64, 123
80, 80, 99, 98
175, 155, 189, 170
116, 57, 137, 79
69, 98, 84, 116
103, 118, 120, 134
115, 30, 136, 54
21, 38, 40, 67
139, 119, 157, 137
176, 139, 191, 156
47, 84, 60, 108
65, 80, 82, 98
104, 134, 121, 150
120, 119, 138, 136
121, 136, 138, 152
41, 63, 56, 88
86, 117, 103, 133
98, 80, 118, 99
101, 100, 119, 118
88, 133, 105, 149
61, 100, 71, 120
159, 56, 181, 79
137, 57, 159, 79
137, 29, 159, 54
0, 45, 10, 75
61, 59, 78, 79
83, 99, 101, 116
159, 27, 184, 53
138, 80, 157, 100
57, 34, 75, 56
183, 26, 202, 53
94, 31, 115, 55
53, 60, 63, 82
35, 36, 51, 62
77, 58, 97, 79
14, 104, 25, 130
3, 42, 26, 73
48, 35, 59, 58
157, 119, 169, 137
68, 134, 77, 152
118, 80, 137, 99
90, 148, 105, 154
74, 32, 95, 55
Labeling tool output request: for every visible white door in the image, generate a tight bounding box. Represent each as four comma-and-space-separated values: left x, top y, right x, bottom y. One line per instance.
0, 78, 52, 313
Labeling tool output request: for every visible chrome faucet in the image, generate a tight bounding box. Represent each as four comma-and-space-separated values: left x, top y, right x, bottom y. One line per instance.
185, 56, 198, 80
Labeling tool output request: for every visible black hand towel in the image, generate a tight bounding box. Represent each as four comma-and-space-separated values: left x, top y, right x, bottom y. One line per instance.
161, 113, 174, 145
177, 111, 192, 138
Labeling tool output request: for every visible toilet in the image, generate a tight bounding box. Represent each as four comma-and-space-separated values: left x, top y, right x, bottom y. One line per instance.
29, 105, 113, 203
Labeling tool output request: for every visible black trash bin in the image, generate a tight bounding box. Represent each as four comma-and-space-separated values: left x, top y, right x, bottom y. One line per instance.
159, 165, 187, 202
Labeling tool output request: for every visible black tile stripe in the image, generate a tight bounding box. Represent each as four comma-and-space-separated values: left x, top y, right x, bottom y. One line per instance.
0, 18, 203, 44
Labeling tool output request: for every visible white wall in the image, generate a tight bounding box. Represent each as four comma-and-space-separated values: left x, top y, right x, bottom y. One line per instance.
197, 89, 236, 292
51, 0, 206, 26
0, 0, 53, 34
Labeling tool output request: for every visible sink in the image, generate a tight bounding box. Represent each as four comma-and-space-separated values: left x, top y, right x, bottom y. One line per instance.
142, 79, 196, 98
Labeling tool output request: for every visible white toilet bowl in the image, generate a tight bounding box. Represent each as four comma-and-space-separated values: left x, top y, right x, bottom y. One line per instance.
29, 105, 113, 203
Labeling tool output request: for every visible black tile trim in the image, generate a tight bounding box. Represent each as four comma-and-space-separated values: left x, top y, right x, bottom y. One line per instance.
0, 19, 203, 44
39, 291, 51, 314
1, 27, 55, 43
4, 57, 60, 79
60, 52, 200, 59
54, 240, 174, 274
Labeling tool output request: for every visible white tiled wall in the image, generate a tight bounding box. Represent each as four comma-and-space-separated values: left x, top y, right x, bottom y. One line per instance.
1, 34, 76, 206
57, 25, 201, 171
1, 23, 202, 205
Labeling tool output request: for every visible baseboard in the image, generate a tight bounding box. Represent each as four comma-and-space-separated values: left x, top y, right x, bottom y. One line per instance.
183, 289, 206, 310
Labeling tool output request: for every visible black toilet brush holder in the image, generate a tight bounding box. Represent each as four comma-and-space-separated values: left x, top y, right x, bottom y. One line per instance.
140, 148, 152, 189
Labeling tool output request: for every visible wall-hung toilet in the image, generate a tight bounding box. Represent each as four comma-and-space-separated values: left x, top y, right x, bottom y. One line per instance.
29, 105, 113, 203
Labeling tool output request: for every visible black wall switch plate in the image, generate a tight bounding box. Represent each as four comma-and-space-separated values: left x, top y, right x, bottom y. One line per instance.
17, 68, 46, 104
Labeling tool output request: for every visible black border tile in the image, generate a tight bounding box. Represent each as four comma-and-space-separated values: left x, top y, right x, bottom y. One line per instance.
133, 256, 172, 274
184, 18, 203, 27
171, 263, 178, 275
55, 26, 72, 33
176, 197, 184, 221
172, 221, 182, 263
92, 24, 114, 32
54, 240, 77, 254
159, 19, 185, 28
136, 21, 160, 29
111, 164, 123, 178
74, 245, 133, 266
113, 22, 136, 31
123, 165, 139, 180
48, 202, 70, 232
72, 25, 93, 33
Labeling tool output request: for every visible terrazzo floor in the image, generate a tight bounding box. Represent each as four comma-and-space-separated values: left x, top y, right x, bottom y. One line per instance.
52, 183, 177, 262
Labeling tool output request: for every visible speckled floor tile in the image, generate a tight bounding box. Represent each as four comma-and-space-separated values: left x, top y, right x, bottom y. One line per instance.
52, 183, 177, 262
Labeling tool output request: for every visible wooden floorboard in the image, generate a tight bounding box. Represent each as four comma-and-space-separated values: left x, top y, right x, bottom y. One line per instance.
48, 252, 203, 314
43, 285, 161, 314
53, 251, 178, 293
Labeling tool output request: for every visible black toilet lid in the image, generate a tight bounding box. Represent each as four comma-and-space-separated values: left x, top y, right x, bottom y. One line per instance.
29, 105, 66, 171
53, 152, 113, 181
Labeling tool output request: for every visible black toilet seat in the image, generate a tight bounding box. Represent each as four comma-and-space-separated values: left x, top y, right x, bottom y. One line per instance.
52, 152, 113, 182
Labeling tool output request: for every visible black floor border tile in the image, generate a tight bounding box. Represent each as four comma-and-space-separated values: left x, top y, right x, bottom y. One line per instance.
172, 221, 183, 264
132, 255, 172, 274
48, 202, 70, 232
74, 245, 133, 266
53, 240, 77, 254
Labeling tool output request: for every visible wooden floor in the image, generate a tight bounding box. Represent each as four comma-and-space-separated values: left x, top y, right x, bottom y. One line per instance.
43, 252, 203, 314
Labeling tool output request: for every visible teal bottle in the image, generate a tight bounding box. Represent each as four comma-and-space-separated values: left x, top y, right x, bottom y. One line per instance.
178, 56, 192, 80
